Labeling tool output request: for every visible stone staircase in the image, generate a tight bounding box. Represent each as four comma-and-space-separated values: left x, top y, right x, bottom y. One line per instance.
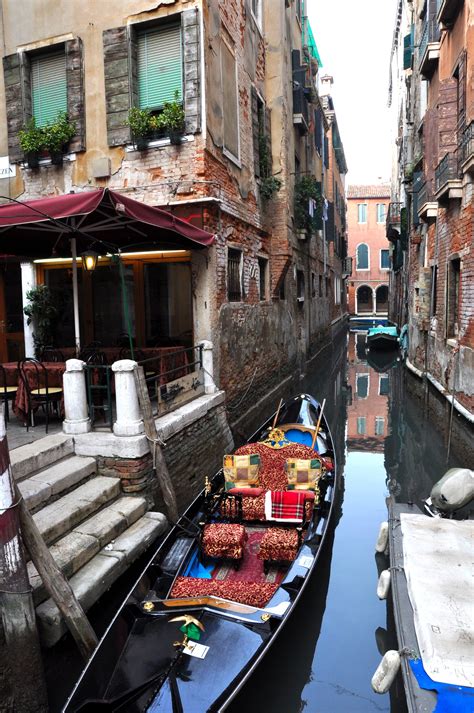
11, 433, 167, 648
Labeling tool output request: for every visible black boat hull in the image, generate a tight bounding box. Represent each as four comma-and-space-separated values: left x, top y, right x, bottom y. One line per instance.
63, 394, 339, 713
366, 333, 399, 351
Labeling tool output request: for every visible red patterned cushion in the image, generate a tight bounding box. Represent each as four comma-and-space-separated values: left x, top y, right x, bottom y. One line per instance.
228, 487, 264, 497
235, 442, 318, 491
170, 576, 278, 609
202, 523, 247, 560
258, 527, 299, 562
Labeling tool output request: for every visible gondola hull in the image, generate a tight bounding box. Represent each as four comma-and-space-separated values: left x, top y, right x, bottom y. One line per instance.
63, 394, 339, 713
366, 326, 399, 351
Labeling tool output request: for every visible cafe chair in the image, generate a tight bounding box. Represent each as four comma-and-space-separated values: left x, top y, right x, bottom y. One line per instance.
40, 346, 65, 363
0, 363, 18, 423
18, 358, 63, 433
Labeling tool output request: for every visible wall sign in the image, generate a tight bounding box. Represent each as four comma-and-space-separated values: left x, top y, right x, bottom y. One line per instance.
0, 157, 16, 178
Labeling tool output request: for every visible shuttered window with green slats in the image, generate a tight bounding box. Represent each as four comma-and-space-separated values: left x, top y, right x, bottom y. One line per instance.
31, 51, 67, 127
138, 24, 183, 110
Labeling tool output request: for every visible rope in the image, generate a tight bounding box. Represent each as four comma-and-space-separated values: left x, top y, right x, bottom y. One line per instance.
0, 586, 33, 594
226, 366, 259, 411
0, 496, 23, 512
146, 434, 167, 472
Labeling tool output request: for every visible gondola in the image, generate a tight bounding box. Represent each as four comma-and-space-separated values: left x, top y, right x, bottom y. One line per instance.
366, 324, 399, 351
63, 394, 338, 713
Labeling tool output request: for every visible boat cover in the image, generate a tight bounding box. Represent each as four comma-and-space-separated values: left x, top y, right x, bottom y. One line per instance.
367, 325, 398, 337
400, 514, 474, 688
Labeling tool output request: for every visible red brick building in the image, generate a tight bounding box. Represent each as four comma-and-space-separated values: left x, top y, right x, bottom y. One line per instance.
388, 0, 473, 415
347, 185, 391, 317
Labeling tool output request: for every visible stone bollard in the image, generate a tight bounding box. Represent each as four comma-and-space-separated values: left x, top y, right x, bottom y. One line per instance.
63, 359, 91, 434
112, 360, 144, 437
199, 340, 217, 394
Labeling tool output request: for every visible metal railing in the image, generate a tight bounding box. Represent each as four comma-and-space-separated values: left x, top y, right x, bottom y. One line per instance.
419, 18, 440, 64
417, 178, 435, 209
293, 85, 309, 127
461, 121, 474, 165
435, 151, 460, 192
138, 344, 204, 417
386, 202, 402, 226
84, 363, 113, 430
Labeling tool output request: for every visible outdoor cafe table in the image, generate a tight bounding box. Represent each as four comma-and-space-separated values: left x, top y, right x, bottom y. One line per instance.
2, 361, 66, 423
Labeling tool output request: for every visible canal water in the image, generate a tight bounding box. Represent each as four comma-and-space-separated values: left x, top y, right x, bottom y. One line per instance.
46, 327, 470, 712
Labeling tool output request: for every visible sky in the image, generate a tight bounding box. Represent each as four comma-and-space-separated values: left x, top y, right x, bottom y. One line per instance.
307, 0, 397, 187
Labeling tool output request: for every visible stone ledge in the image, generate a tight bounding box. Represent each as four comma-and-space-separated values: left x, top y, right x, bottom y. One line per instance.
73, 391, 226, 458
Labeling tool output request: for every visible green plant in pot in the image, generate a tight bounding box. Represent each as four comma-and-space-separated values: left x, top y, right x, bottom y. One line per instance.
43, 112, 76, 165
159, 91, 185, 144
23, 284, 65, 357
18, 118, 45, 169
294, 175, 323, 235
258, 132, 282, 201
127, 107, 152, 150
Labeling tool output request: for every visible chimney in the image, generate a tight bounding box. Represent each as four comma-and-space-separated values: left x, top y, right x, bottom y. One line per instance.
320, 74, 334, 96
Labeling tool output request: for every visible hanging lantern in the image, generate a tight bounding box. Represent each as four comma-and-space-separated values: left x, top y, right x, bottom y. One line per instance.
81, 250, 99, 272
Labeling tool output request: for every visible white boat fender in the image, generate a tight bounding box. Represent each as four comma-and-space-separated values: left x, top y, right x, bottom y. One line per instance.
375, 521, 389, 553
371, 650, 401, 694
377, 570, 391, 600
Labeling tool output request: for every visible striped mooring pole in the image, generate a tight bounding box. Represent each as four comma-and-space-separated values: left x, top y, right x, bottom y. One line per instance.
0, 410, 48, 712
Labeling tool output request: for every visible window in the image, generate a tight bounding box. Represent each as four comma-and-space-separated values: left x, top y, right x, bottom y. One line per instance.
375, 417, 385, 436
446, 258, 460, 338
137, 24, 183, 110
228, 248, 243, 302
357, 285, 373, 313
380, 249, 390, 270
258, 257, 268, 300
31, 51, 67, 126
334, 276, 341, 305
311, 273, 316, 298
356, 373, 369, 399
221, 41, 240, 161
357, 417, 366, 435
376, 204, 386, 223
296, 270, 305, 302
325, 276, 329, 296
379, 375, 389, 396
430, 265, 438, 317
319, 275, 323, 297
356, 244, 369, 270
357, 204, 367, 223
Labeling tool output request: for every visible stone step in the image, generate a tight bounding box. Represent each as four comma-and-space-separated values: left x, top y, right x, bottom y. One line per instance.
36, 511, 168, 647
33, 476, 122, 546
18, 455, 97, 513
28, 496, 149, 605
10, 434, 75, 482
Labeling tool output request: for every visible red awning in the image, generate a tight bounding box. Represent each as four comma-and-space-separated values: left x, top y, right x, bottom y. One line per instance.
0, 188, 215, 257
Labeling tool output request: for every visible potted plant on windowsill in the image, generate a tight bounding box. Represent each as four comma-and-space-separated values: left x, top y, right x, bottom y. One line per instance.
159, 92, 185, 145
127, 107, 152, 151
18, 118, 45, 169
294, 175, 323, 236
43, 112, 76, 166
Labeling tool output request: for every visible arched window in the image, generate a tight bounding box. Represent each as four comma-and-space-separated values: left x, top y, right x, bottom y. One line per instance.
376, 285, 389, 313
357, 285, 373, 314
356, 243, 369, 270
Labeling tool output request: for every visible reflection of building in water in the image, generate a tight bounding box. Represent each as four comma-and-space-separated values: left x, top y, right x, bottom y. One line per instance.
346, 331, 389, 452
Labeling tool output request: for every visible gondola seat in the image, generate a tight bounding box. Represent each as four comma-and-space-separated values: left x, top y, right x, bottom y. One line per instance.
170, 576, 278, 609
258, 527, 300, 572
201, 523, 247, 568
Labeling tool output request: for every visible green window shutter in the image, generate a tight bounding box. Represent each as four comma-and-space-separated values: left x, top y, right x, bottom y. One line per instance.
403, 26, 414, 70
138, 24, 183, 109
31, 52, 67, 126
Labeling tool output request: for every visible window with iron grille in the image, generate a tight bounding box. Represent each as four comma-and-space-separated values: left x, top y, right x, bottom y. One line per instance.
446, 258, 460, 338
258, 257, 267, 300
227, 248, 242, 302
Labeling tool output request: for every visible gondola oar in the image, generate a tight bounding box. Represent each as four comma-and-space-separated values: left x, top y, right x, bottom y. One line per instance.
271, 398, 283, 429
311, 398, 326, 451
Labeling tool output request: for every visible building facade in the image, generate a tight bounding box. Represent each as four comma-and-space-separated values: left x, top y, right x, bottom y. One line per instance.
387, 0, 473, 416
0, 0, 348, 424
346, 185, 391, 317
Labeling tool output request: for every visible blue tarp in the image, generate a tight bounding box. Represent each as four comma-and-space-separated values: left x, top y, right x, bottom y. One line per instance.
409, 659, 474, 713
367, 325, 398, 338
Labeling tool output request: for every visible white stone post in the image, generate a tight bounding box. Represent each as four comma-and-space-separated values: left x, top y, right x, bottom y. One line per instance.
112, 360, 144, 436
20, 262, 36, 358
62, 359, 91, 434
199, 340, 217, 394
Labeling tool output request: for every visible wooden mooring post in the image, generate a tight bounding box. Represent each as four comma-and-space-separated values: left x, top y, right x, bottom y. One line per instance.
0, 415, 48, 712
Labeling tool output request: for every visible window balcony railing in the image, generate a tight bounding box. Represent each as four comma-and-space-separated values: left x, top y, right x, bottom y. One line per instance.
293, 84, 309, 134
437, 0, 462, 27
418, 18, 441, 77
461, 121, 474, 173
435, 151, 460, 191
386, 201, 402, 241
417, 178, 438, 221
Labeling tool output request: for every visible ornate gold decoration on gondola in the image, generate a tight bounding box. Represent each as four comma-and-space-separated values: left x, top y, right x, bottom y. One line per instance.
259, 427, 291, 449
142, 600, 155, 612
169, 614, 205, 648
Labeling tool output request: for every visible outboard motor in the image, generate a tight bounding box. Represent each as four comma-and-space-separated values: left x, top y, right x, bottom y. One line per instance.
424, 468, 474, 517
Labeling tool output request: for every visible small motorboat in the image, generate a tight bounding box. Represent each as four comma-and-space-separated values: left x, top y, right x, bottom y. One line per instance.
63, 394, 339, 712
366, 324, 399, 351
373, 469, 474, 711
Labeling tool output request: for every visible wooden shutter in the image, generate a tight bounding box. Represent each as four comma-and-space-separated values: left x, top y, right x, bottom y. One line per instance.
103, 26, 132, 147
3, 52, 31, 162
137, 24, 183, 109
65, 38, 86, 152
221, 41, 239, 160
31, 51, 67, 126
403, 27, 414, 70
251, 87, 260, 177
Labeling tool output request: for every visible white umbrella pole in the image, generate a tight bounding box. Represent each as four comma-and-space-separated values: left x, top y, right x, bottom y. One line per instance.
71, 237, 81, 356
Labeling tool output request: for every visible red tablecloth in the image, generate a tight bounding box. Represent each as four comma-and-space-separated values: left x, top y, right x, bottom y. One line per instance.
2, 362, 66, 422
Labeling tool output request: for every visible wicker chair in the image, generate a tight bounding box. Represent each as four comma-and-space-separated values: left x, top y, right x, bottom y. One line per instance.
18, 358, 63, 432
